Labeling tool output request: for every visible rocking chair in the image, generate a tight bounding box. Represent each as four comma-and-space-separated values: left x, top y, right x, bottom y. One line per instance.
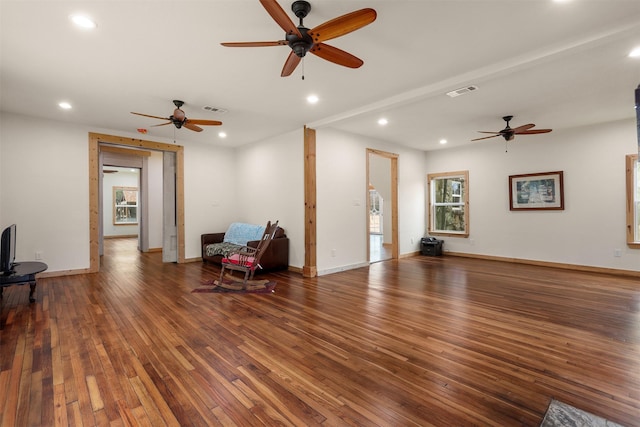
218, 220, 279, 288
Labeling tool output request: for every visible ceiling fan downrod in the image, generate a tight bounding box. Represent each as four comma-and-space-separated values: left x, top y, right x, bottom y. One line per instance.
292, 1, 311, 23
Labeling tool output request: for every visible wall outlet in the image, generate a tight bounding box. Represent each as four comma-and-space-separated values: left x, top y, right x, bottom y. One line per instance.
35, 251, 42, 260
331, 249, 336, 257
614, 248, 622, 257
410, 237, 414, 244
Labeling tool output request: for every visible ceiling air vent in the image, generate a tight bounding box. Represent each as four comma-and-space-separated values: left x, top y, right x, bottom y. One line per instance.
446, 85, 479, 98
202, 106, 228, 114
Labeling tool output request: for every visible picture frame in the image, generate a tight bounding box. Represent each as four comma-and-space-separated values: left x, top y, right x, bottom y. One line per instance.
509, 171, 564, 211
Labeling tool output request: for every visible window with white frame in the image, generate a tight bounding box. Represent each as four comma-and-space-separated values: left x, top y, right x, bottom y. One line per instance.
369, 189, 383, 234
427, 170, 469, 237
113, 186, 138, 225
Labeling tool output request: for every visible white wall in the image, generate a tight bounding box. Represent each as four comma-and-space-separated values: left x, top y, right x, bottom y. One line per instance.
0, 112, 238, 271
183, 141, 237, 260
235, 127, 427, 273
0, 113, 91, 271
3, 110, 639, 275
425, 117, 640, 271
0, 114, 3, 228
235, 129, 305, 268
315, 128, 427, 275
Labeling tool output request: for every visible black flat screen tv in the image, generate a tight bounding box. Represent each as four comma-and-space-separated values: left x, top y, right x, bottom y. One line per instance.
1, 224, 17, 275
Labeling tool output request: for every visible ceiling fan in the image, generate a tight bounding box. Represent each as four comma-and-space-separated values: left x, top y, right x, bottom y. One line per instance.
472, 116, 552, 142
131, 100, 222, 132
221, 0, 376, 77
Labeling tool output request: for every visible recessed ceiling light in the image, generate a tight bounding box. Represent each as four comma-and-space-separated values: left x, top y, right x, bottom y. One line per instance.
378, 118, 388, 126
306, 94, 319, 104
218, 131, 227, 138
70, 14, 97, 29
439, 139, 448, 145
58, 101, 72, 110
629, 46, 640, 58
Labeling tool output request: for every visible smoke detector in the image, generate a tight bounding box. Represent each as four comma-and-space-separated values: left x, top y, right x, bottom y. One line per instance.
446, 85, 479, 98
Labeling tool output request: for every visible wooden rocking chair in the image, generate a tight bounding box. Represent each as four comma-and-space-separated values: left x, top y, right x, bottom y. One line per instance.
218, 220, 279, 288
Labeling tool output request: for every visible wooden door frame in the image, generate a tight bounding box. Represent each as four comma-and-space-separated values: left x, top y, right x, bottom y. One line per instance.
366, 148, 399, 261
88, 132, 185, 273
303, 127, 317, 277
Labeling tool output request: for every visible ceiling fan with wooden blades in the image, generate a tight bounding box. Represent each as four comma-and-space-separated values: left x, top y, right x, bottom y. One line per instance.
472, 115, 552, 142
221, 0, 376, 77
131, 100, 222, 132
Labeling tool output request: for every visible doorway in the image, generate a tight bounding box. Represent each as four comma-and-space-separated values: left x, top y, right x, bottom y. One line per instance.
366, 148, 398, 262
369, 187, 392, 262
99, 147, 148, 256
102, 166, 141, 245
88, 132, 185, 273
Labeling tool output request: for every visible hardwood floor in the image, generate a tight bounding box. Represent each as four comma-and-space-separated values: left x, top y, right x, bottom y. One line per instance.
370, 234, 392, 263
1, 238, 640, 426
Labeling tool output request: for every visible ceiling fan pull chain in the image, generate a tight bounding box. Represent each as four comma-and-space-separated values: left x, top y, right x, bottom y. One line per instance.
302, 57, 305, 80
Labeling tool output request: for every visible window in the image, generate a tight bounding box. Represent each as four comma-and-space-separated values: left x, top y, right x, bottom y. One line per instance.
428, 170, 469, 237
113, 186, 138, 225
625, 155, 640, 248
369, 189, 383, 234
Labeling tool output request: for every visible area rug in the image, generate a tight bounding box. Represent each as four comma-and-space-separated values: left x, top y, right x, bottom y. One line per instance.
192, 277, 276, 294
540, 399, 624, 427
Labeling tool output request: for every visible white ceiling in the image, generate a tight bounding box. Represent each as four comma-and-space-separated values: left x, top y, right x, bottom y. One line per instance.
2, 0, 640, 151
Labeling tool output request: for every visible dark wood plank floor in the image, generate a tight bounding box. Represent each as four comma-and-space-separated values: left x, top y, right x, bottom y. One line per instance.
1, 238, 640, 426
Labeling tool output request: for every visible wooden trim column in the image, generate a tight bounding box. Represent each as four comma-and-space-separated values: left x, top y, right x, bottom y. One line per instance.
625, 154, 640, 248
303, 126, 317, 277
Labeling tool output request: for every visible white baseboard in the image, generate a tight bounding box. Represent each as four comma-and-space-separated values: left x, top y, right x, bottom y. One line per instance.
318, 262, 370, 276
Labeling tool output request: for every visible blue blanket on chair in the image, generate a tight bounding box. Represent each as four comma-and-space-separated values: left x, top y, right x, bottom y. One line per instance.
222, 222, 266, 246
204, 223, 267, 258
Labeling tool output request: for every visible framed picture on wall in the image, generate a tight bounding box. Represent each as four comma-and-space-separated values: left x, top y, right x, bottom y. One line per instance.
509, 171, 564, 211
